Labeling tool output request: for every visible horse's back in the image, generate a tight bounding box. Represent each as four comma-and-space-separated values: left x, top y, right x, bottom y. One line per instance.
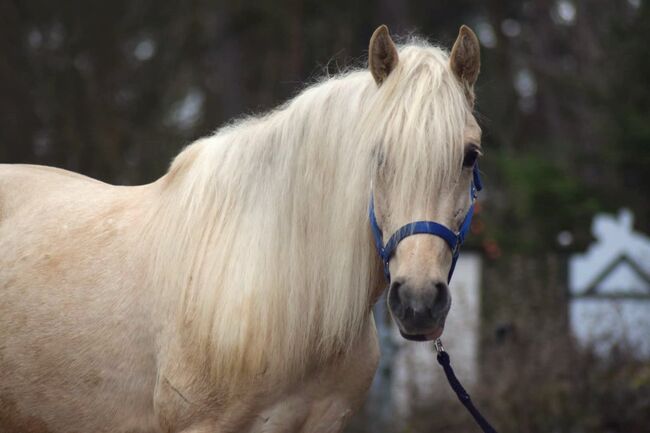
0, 164, 106, 222
0, 163, 118, 285
0, 164, 161, 433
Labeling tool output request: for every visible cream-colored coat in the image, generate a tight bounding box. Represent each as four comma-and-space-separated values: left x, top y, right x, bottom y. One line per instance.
0, 25, 480, 433
0, 165, 379, 433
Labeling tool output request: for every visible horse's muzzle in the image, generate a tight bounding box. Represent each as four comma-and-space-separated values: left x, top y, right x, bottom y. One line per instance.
388, 278, 451, 341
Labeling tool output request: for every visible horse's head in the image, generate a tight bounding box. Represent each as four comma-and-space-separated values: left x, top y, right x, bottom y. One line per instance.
368, 25, 482, 341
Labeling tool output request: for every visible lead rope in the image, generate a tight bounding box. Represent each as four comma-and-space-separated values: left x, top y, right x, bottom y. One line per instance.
434, 339, 498, 433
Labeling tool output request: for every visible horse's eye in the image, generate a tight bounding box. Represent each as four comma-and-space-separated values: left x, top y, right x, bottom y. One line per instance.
463, 149, 479, 168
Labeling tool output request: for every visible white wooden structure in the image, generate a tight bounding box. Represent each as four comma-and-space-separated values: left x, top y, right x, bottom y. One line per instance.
569, 209, 650, 357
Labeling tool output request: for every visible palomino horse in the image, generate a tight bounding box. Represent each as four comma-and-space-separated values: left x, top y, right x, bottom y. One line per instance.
0, 25, 481, 432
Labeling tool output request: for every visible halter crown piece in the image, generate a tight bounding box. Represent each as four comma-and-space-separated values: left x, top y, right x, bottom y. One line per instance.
369, 164, 482, 283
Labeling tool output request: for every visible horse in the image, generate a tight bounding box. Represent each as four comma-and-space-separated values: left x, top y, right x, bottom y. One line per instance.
0, 24, 482, 433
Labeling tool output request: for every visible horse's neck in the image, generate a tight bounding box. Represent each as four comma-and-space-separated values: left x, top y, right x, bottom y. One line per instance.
149, 74, 384, 387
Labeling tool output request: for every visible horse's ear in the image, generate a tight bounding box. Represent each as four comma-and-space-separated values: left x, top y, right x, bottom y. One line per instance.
369, 25, 399, 86
450, 25, 481, 97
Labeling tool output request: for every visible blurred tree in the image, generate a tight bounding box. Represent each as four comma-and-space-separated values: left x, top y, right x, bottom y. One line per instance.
0, 0, 647, 247
475, 0, 649, 253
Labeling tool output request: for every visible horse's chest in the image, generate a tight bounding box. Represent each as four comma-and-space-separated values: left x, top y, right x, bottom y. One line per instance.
157, 318, 380, 432
242, 344, 379, 432
157, 361, 374, 433
246, 393, 353, 433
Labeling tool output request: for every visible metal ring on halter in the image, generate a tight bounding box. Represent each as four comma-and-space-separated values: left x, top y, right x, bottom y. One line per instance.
452, 236, 461, 256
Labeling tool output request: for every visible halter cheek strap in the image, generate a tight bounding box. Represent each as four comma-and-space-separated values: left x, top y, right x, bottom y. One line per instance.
369, 164, 482, 283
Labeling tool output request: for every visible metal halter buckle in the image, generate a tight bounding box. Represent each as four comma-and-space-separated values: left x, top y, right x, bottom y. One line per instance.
433, 338, 445, 353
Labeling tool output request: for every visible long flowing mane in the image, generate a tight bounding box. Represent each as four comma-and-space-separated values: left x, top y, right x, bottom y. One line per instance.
145, 39, 469, 390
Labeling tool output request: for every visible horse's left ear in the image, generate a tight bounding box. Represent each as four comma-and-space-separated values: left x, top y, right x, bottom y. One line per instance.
450, 25, 481, 98
369, 25, 399, 86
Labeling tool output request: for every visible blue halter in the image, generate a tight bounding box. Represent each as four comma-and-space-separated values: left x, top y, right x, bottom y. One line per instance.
369, 164, 482, 283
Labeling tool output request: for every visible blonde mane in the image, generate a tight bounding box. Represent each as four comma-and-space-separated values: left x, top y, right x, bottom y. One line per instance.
146, 39, 470, 391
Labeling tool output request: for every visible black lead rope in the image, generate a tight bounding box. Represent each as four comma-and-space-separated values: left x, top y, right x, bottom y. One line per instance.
434, 339, 498, 433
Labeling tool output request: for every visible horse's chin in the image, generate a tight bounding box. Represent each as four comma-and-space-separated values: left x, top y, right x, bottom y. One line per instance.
399, 326, 444, 342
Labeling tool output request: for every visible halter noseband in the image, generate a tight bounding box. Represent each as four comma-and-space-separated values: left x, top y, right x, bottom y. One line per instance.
369, 164, 482, 283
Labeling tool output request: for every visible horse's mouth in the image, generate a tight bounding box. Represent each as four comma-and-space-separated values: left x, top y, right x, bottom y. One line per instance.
399, 326, 444, 342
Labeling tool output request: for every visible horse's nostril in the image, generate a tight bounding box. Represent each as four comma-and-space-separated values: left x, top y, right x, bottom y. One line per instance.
388, 278, 405, 308
432, 281, 450, 314
404, 306, 414, 320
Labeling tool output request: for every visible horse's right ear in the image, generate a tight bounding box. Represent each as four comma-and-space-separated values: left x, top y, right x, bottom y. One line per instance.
369, 25, 399, 86
450, 25, 480, 100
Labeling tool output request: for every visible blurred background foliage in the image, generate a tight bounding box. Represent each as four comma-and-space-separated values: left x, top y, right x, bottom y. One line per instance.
1, 0, 648, 255
1, 1, 649, 432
